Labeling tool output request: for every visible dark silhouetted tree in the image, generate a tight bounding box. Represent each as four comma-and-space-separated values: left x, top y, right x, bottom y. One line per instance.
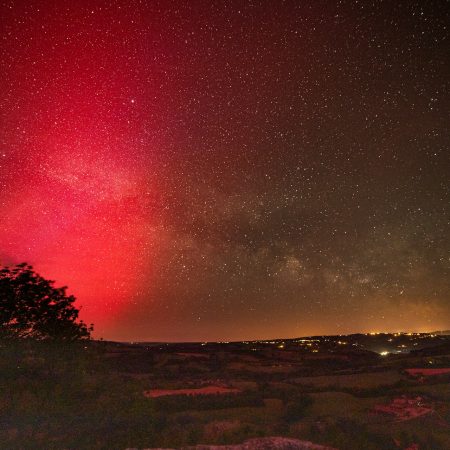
0, 263, 92, 340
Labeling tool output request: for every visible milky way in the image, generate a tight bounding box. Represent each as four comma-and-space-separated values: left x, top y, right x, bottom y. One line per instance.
1, 1, 449, 341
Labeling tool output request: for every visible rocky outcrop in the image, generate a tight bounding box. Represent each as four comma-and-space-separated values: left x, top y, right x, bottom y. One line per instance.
127, 436, 337, 450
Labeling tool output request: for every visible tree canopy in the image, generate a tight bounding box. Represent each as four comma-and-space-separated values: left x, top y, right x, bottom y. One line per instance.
0, 263, 92, 340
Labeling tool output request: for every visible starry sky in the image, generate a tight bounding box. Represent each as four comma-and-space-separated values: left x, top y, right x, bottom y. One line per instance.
1, 0, 449, 342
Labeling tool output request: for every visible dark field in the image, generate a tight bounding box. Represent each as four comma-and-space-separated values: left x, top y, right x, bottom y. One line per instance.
1, 333, 450, 449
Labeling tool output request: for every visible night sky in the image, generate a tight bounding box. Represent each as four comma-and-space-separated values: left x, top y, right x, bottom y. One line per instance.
1, 1, 449, 341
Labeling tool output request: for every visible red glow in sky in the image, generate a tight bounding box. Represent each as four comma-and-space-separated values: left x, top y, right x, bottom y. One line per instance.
0, 1, 168, 333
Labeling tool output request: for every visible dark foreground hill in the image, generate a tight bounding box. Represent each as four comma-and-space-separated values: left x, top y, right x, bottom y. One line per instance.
1, 333, 450, 449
